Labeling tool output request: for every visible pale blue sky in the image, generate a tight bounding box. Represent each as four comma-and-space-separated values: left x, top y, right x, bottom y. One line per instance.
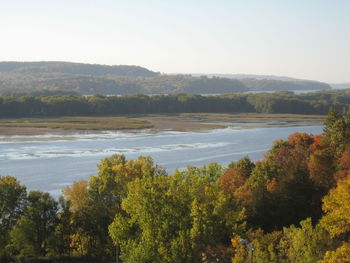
1, 0, 349, 83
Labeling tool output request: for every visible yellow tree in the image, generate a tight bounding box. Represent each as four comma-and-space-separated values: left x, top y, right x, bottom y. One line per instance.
318, 242, 350, 263
62, 180, 88, 212
320, 175, 350, 237
319, 175, 350, 263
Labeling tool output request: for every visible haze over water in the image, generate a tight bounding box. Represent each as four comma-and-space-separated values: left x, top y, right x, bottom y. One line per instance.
0, 125, 323, 197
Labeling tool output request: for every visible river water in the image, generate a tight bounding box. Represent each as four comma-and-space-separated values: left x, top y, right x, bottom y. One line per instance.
0, 125, 323, 197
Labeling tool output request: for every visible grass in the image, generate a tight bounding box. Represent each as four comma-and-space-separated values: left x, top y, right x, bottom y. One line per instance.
137, 113, 325, 123
179, 113, 326, 120
0, 113, 325, 133
0, 116, 154, 130
131, 112, 325, 119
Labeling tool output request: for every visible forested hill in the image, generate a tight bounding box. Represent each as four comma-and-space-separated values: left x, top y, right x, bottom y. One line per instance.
240, 78, 330, 91
0, 61, 331, 95
0, 61, 159, 77
331, 83, 350, 90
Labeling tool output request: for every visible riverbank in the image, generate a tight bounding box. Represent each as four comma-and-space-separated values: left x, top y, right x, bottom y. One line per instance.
0, 113, 325, 136
143, 113, 324, 131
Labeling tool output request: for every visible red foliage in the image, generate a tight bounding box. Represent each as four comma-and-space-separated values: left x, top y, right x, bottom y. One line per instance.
310, 135, 324, 151
340, 151, 350, 170
270, 143, 309, 173
201, 245, 232, 263
334, 170, 349, 181
334, 151, 350, 181
219, 168, 246, 195
234, 186, 253, 206
270, 145, 292, 168
266, 178, 278, 193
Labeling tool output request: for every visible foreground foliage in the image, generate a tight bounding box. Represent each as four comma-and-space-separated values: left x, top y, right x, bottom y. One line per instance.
109, 168, 244, 263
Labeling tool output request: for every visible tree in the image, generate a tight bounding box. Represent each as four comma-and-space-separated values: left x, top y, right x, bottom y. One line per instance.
62, 180, 88, 212
319, 242, 350, 263
228, 157, 255, 176
9, 191, 58, 257
323, 109, 350, 156
62, 155, 166, 258
335, 150, 350, 180
0, 176, 27, 256
308, 148, 336, 192
50, 197, 74, 257
109, 169, 244, 263
231, 218, 331, 263
320, 175, 350, 238
280, 218, 331, 263
61, 180, 91, 256
232, 230, 282, 263
219, 168, 247, 196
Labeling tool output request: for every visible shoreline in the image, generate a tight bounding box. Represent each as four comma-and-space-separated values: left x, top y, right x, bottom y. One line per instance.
0, 113, 325, 136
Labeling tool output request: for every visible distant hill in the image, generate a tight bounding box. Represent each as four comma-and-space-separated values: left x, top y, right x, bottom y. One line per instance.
0, 61, 331, 95
192, 73, 331, 91
240, 78, 330, 91
0, 61, 159, 77
191, 73, 314, 82
331, 83, 350, 90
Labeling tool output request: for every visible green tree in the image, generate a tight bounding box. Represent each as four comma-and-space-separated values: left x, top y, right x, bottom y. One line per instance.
323, 109, 350, 156
232, 219, 331, 263
0, 176, 27, 256
62, 155, 166, 258
109, 169, 244, 263
9, 191, 58, 257
232, 230, 283, 263
50, 196, 74, 257
280, 218, 331, 263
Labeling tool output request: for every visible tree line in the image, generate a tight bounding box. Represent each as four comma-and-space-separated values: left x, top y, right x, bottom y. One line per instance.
1, 109, 350, 262
1, 90, 350, 117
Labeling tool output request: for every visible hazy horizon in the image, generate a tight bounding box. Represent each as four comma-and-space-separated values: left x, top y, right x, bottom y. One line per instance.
1, 0, 349, 83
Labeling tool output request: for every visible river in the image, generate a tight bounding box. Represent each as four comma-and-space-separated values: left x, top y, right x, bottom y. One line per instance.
0, 125, 323, 197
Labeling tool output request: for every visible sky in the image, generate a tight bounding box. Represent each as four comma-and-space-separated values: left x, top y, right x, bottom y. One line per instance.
1, 0, 349, 83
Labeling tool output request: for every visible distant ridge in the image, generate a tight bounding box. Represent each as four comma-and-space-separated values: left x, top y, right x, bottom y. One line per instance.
331, 83, 350, 90
0, 61, 160, 77
191, 73, 320, 82
0, 61, 332, 95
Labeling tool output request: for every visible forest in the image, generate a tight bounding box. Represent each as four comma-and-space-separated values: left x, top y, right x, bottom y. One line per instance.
0, 89, 350, 117
0, 62, 330, 95
1, 109, 350, 262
